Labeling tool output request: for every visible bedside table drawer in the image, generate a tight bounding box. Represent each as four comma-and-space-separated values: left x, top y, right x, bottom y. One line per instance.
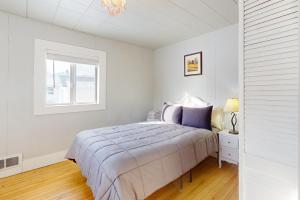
220, 148, 238, 161
220, 136, 238, 148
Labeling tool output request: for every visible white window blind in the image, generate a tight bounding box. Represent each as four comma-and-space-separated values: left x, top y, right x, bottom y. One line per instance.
47, 53, 99, 65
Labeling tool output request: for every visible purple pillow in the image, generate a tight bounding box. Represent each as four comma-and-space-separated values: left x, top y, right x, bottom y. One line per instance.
182, 106, 213, 130
161, 103, 182, 124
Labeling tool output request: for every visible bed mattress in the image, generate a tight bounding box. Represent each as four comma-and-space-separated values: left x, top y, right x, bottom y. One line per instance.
66, 121, 218, 200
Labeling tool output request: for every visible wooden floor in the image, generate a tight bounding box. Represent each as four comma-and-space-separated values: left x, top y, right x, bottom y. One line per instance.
0, 157, 238, 200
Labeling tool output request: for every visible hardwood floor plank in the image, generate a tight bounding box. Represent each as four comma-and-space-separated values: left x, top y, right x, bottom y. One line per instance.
0, 157, 238, 200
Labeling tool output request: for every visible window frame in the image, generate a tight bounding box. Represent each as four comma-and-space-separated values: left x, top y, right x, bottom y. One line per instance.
34, 39, 106, 115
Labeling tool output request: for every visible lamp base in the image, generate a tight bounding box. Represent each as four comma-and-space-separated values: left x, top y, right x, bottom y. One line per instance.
229, 130, 239, 135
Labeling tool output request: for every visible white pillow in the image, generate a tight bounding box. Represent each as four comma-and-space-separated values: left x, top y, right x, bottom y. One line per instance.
161, 103, 182, 124
211, 107, 224, 130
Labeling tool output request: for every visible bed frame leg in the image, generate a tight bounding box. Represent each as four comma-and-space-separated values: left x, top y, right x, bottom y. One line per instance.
179, 176, 183, 190
189, 169, 192, 183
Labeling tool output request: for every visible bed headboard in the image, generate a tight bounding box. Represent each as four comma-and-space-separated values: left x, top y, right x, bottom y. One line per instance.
176, 95, 210, 107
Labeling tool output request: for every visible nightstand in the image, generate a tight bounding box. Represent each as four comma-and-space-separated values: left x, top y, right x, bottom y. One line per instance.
218, 130, 239, 168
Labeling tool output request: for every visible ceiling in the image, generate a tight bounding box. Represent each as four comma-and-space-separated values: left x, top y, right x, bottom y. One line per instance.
0, 0, 238, 49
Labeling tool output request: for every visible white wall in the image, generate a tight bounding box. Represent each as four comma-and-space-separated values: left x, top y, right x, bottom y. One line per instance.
153, 24, 238, 109
0, 12, 153, 163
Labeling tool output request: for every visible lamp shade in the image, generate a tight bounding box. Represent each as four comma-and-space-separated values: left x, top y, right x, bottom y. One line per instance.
224, 98, 239, 113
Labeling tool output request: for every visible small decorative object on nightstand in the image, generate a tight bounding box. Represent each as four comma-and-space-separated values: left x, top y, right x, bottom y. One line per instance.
218, 130, 239, 168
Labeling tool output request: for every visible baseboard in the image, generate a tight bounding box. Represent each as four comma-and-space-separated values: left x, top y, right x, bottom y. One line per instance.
0, 150, 67, 178
0, 165, 22, 178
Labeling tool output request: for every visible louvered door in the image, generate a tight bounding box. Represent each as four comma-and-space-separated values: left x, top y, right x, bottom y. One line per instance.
241, 0, 299, 199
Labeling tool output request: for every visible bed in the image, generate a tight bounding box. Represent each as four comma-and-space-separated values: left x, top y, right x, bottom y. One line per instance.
66, 121, 218, 200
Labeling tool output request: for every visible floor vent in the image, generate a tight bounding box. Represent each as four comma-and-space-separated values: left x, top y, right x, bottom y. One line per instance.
0, 154, 22, 170
0, 159, 4, 169
6, 156, 19, 168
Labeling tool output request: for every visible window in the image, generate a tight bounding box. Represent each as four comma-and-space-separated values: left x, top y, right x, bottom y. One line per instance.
34, 39, 106, 115
45, 56, 97, 105
46, 59, 71, 105
75, 63, 97, 104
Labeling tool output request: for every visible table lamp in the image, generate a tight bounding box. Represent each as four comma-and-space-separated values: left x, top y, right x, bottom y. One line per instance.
224, 98, 239, 134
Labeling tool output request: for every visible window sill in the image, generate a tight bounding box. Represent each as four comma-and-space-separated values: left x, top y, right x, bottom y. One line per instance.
34, 103, 106, 115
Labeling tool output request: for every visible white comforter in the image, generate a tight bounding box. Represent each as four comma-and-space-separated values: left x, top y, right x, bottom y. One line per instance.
66, 121, 218, 200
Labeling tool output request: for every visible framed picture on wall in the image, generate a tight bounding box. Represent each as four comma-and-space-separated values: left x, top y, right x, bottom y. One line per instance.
184, 52, 202, 76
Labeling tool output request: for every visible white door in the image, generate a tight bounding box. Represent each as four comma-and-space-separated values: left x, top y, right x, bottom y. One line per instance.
240, 0, 299, 199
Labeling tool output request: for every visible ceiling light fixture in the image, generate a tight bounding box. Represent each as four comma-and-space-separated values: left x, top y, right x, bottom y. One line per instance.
102, 0, 126, 16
